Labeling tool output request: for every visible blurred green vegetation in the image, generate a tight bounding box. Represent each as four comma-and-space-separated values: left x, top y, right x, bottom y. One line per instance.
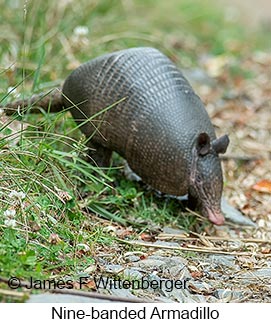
1, 0, 269, 92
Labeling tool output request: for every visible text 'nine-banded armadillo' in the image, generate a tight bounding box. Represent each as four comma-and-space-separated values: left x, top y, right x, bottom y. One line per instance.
3, 47, 229, 225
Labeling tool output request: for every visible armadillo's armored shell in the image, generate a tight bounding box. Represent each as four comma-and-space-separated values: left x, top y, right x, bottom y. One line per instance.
62, 47, 216, 195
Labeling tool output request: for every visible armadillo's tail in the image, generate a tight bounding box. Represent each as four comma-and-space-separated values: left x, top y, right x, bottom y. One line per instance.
0, 88, 64, 116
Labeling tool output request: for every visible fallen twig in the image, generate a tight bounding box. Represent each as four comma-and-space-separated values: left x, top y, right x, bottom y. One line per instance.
220, 155, 262, 162
117, 238, 255, 256
157, 232, 271, 244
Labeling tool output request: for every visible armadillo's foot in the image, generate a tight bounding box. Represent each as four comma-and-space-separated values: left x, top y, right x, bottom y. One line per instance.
86, 142, 113, 168
166, 194, 188, 201
123, 161, 142, 182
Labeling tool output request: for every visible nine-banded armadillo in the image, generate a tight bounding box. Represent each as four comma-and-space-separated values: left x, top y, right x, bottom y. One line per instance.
2, 47, 229, 225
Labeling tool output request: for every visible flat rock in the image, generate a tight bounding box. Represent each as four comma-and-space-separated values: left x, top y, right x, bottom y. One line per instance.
188, 280, 214, 295
237, 268, 271, 280
208, 254, 239, 270
162, 226, 187, 235
108, 287, 137, 299
137, 255, 191, 279
123, 268, 143, 280
214, 289, 244, 301
221, 197, 256, 226
136, 258, 166, 270
124, 255, 141, 263
103, 264, 124, 274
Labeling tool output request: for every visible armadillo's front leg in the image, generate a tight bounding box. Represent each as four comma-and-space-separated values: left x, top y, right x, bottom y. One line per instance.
86, 142, 113, 168
123, 161, 142, 182
187, 192, 198, 211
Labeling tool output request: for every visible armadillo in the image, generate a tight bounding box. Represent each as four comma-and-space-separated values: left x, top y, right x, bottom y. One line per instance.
2, 47, 229, 225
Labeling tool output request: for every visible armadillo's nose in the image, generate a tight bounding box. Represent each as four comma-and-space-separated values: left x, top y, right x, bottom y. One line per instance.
206, 209, 225, 225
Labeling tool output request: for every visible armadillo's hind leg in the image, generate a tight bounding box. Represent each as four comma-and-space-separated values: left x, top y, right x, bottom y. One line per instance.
86, 142, 113, 168
123, 161, 142, 182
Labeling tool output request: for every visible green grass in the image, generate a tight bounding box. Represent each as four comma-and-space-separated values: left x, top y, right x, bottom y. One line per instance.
0, 0, 270, 301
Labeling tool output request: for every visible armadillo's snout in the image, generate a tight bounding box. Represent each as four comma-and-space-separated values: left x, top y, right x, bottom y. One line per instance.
204, 208, 225, 225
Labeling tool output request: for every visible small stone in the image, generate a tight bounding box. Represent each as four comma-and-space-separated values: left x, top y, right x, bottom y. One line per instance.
188, 281, 214, 295
153, 240, 180, 248
136, 258, 166, 270
221, 197, 256, 227
209, 255, 239, 270
239, 268, 271, 280
206, 295, 220, 302
104, 264, 124, 274
146, 273, 164, 293
123, 268, 143, 280
162, 226, 187, 235
124, 255, 141, 263
153, 295, 176, 303
167, 265, 190, 279
214, 289, 243, 301
170, 288, 206, 303
109, 286, 137, 299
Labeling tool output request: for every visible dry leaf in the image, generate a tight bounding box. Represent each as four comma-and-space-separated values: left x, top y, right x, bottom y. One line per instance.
261, 247, 271, 254
140, 233, 156, 242
252, 179, 271, 193
190, 271, 204, 279
116, 228, 134, 239
85, 280, 97, 290
48, 233, 61, 244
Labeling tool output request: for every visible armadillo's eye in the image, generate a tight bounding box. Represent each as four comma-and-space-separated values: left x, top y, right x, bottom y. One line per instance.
195, 174, 202, 185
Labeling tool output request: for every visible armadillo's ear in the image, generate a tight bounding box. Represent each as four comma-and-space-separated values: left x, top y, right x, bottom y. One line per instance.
212, 134, 229, 154
196, 132, 210, 156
